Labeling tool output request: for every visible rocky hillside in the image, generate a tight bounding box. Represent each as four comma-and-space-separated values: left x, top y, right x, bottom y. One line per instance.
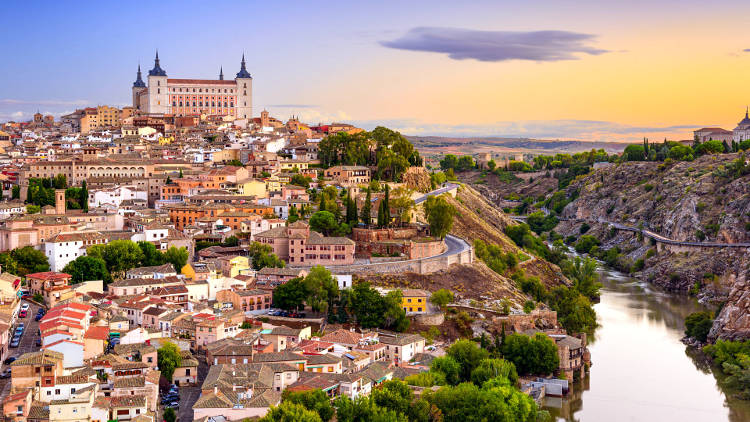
362, 184, 569, 311
445, 184, 569, 289
553, 154, 750, 340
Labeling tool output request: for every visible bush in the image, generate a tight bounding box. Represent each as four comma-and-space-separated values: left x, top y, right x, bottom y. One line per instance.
579, 222, 590, 234
523, 300, 536, 313
684, 312, 713, 342
574, 235, 600, 254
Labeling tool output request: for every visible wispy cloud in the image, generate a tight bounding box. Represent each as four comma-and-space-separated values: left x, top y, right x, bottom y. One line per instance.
743, 48, 750, 53
380, 27, 609, 62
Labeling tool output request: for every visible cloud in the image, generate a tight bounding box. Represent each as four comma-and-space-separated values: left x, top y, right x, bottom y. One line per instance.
743, 48, 750, 53
380, 27, 608, 62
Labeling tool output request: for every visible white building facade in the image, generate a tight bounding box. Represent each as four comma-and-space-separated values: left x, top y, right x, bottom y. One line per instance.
132, 51, 253, 119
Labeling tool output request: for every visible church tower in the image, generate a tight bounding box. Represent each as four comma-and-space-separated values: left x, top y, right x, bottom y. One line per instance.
147, 50, 169, 114
132, 64, 147, 112
235, 54, 253, 120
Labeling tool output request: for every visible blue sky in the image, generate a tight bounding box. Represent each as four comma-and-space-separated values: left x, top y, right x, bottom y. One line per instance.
3, 0, 750, 141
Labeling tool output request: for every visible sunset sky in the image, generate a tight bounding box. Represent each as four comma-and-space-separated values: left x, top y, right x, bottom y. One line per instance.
3, 0, 750, 142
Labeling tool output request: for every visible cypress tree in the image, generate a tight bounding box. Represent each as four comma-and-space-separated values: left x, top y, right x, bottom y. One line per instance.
319, 193, 326, 213
345, 192, 355, 225
361, 189, 372, 226
80, 180, 89, 213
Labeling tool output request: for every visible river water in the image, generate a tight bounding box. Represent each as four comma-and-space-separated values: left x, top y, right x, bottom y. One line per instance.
546, 266, 750, 422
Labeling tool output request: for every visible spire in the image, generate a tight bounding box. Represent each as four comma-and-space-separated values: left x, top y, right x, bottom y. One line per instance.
148, 49, 167, 77
219, 66, 224, 80
236, 53, 252, 79
133, 63, 146, 88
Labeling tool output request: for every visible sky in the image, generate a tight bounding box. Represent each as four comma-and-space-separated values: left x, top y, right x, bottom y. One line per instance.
3, 0, 750, 142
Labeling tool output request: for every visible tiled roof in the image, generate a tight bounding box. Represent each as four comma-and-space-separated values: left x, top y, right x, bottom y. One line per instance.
84, 325, 110, 340
12, 350, 64, 366
114, 376, 146, 388
110, 395, 146, 408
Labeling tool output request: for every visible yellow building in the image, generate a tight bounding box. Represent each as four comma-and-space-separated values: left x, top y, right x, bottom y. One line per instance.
280, 160, 309, 172
221, 256, 251, 278
236, 179, 267, 198
265, 176, 282, 192
401, 289, 430, 313
80, 105, 123, 134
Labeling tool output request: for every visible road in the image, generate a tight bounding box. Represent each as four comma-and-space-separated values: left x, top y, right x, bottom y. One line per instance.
0, 300, 43, 397
414, 183, 459, 205
167, 350, 208, 421
437, 234, 471, 258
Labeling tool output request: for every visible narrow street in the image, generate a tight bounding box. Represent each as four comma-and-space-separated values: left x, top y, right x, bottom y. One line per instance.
0, 300, 44, 397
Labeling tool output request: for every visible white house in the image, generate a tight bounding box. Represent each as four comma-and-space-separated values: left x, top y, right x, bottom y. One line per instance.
43, 339, 85, 368
43, 231, 107, 271
89, 185, 147, 208
41, 378, 97, 402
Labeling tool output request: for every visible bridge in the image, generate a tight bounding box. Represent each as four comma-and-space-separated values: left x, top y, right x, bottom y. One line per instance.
510, 214, 750, 252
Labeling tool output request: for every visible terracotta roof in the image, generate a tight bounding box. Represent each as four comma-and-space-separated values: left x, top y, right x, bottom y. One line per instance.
12, 350, 64, 366
26, 271, 71, 280
84, 325, 109, 340
168, 78, 237, 85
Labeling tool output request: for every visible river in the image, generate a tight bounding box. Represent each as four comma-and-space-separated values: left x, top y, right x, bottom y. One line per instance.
546, 266, 750, 422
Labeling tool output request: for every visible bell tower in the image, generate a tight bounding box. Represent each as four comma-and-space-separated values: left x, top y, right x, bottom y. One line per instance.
55, 189, 66, 215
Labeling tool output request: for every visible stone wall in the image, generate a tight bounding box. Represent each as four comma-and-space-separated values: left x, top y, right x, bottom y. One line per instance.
329, 236, 473, 275
413, 312, 445, 326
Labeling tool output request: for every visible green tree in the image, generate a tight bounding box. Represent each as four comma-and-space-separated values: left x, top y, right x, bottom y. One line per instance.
260, 401, 323, 422
349, 282, 408, 331
430, 355, 462, 385
88, 240, 144, 277
446, 339, 490, 382
11, 185, 20, 200
163, 246, 189, 273
302, 266, 339, 314
470, 358, 519, 386
623, 144, 646, 161
547, 286, 597, 333
424, 195, 456, 239
281, 389, 334, 422
0, 252, 18, 275
163, 408, 177, 422
290, 174, 312, 188
11, 246, 50, 276
273, 277, 308, 310
430, 289, 454, 309
361, 189, 372, 225
249, 242, 286, 270
333, 395, 408, 422
685, 311, 713, 343
563, 256, 602, 301
63, 256, 111, 285
372, 379, 430, 422
501, 333, 559, 376
425, 379, 538, 422
288, 206, 300, 223
137, 241, 165, 267
310, 211, 339, 236
80, 180, 88, 213
157, 341, 182, 382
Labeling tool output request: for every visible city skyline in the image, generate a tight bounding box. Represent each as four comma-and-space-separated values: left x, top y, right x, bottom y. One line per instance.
4, 0, 750, 141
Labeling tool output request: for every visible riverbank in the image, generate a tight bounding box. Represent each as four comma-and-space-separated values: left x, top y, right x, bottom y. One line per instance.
546, 264, 750, 422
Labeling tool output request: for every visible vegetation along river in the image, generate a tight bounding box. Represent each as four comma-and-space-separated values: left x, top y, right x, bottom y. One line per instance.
546, 265, 750, 421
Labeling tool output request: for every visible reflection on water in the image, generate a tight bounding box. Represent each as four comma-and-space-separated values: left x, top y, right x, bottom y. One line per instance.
546, 267, 750, 422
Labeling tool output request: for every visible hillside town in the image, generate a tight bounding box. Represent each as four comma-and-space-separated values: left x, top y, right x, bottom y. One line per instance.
0, 53, 592, 422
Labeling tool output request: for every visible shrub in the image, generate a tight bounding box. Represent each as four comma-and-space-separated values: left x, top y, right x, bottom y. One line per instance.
574, 235, 600, 254
684, 312, 713, 342
643, 184, 654, 192
523, 300, 536, 313
579, 222, 590, 234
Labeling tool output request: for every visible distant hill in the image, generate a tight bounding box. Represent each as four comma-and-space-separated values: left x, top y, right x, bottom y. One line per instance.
407, 135, 628, 156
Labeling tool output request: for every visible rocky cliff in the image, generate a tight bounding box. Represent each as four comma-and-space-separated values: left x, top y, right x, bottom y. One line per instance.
709, 269, 750, 341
